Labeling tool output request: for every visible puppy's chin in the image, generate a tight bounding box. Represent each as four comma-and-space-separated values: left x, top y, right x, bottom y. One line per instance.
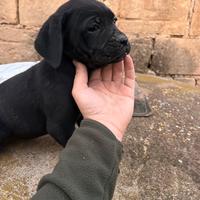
86, 44, 131, 69
110, 47, 131, 63
65, 49, 130, 69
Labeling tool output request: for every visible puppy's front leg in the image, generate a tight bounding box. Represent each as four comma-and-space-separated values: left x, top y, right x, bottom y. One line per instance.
46, 102, 80, 147
47, 118, 76, 147
41, 64, 79, 146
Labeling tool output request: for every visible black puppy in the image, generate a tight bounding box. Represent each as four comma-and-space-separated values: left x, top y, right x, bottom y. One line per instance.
0, 0, 130, 147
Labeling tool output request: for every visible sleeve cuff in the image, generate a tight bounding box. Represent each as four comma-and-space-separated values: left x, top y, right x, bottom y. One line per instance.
80, 119, 123, 147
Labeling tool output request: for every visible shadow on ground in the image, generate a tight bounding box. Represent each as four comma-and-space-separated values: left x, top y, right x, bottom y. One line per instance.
0, 74, 200, 200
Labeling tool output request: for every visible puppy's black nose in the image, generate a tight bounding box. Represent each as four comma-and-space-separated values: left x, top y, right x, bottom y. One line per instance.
119, 36, 128, 46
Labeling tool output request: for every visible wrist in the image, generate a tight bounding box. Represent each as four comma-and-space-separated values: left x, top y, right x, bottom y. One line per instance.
84, 117, 124, 142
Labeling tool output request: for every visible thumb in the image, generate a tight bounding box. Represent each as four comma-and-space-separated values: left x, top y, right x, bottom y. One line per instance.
72, 61, 88, 93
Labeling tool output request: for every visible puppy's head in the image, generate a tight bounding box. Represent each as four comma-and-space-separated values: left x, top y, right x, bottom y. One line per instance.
35, 0, 131, 69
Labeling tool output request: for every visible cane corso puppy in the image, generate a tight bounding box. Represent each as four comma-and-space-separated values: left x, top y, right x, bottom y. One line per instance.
0, 0, 130, 147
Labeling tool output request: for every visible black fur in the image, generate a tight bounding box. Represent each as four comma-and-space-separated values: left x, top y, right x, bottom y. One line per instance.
0, 0, 130, 147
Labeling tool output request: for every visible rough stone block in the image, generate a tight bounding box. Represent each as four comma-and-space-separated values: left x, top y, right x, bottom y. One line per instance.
129, 37, 153, 73
0, 25, 39, 63
99, 0, 121, 15
118, 19, 187, 35
19, 0, 119, 26
19, 0, 67, 26
151, 37, 200, 75
0, 0, 17, 24
119, 0, 189, 20
0, 25, 38, 43
118, 0, 190, 35
0, 41, 39, 64
191, 0, 200, 36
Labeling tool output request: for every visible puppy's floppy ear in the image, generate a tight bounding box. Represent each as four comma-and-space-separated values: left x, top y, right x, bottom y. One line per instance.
35, 14, 64, 68
34, 0, 74, 69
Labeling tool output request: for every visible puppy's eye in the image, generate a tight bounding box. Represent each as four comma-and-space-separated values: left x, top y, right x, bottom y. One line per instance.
113, 17, 117, 24
88, 24, 100, 33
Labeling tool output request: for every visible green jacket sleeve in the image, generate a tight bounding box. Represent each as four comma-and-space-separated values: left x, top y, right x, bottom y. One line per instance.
31, 119, 123, 200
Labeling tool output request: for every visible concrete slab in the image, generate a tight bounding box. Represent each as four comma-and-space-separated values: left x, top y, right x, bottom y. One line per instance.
0, 74, 200, 199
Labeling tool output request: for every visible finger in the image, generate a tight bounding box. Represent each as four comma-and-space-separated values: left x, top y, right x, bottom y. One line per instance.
72, 60, 88, 92
89, 68, 102, 81
101, 64, 112, 81
124, 55, 135, 88
112, 60, 123, 83
124, 55, 135, 79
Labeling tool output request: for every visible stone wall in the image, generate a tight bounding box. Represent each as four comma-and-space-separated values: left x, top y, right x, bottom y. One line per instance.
0, 0, 200, 85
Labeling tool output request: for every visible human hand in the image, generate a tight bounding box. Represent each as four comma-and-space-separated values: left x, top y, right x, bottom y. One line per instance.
72, 55, 135, 141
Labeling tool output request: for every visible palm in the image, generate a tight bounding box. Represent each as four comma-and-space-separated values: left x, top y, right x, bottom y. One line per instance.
72, 55, 135, 141
89, 79, 133, 98
76, 58, 134, 118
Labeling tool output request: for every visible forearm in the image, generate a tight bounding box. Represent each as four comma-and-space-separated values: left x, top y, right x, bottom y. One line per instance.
31, 119, 123, 200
